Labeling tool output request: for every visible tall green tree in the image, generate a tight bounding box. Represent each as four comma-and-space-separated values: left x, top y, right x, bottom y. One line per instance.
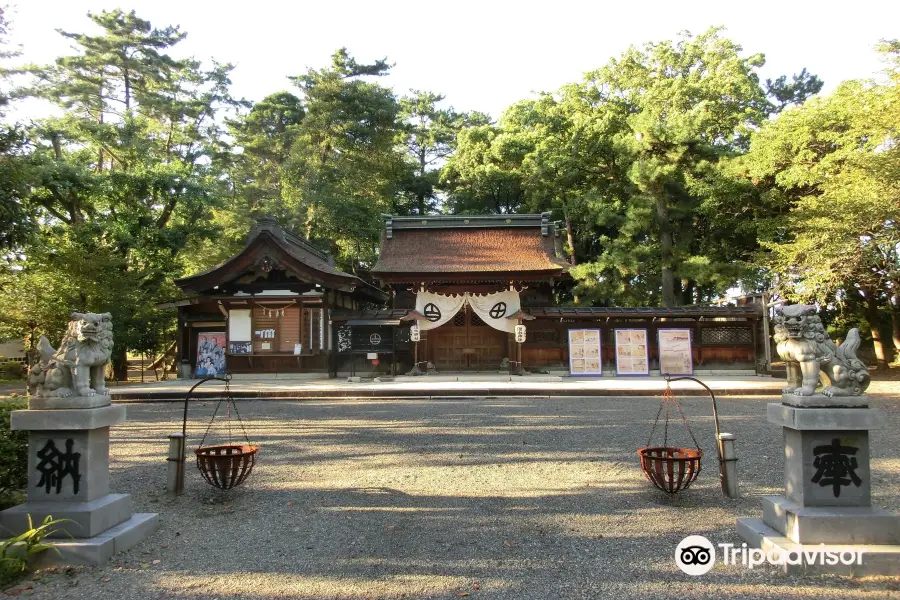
444, 28, 819, 308
0, 7, 37, 254
397, 90, 474, 215
747, 41, 900, 367
441, 121, 530, 215
181, 91, 306, 272
580, 28, 770, 306
282, 48, 409, 270
5, 9, 238, 376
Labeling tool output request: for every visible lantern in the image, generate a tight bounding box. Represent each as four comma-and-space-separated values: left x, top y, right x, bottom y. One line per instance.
515, 324, 527, 343
410, 323, 420, 342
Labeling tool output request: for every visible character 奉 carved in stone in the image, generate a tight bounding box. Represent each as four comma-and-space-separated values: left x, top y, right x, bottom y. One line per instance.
774, 304, 870, 397
27, 312, 113, 398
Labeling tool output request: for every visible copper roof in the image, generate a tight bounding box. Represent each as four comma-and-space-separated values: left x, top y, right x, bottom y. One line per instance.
371, 214, 569, 276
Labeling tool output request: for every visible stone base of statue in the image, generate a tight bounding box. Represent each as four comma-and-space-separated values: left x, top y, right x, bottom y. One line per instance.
737, 393, 900, 575
0, 396, 158, 566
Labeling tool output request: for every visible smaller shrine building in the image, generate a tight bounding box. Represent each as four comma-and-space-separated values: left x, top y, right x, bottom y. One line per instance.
159, 217, 385, 376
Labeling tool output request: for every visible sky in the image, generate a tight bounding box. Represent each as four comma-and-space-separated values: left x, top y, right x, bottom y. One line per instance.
5, 0, 900, 120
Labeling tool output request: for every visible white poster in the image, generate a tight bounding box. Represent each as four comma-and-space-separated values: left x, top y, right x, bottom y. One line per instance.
615, 328, 649, 375
569, 329, 602, 375
658, 328, 693, 375
228, 309, 251, 342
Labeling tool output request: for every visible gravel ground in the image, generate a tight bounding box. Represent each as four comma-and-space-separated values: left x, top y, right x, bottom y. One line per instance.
11, 387, 900, 599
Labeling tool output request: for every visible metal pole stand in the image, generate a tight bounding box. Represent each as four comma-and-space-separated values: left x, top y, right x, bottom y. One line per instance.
167, 432, 186, 495
665, 375, 739, 498
718, 432, 739, 498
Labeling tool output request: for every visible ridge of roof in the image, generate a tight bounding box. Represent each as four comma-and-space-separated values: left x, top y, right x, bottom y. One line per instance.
381, 212, 556, 238
175, 217, 354, 287
249, 216, 332, 263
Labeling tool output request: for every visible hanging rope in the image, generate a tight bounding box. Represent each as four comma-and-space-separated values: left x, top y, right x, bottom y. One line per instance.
644, 382, 701, 451
196, 377, 253, 449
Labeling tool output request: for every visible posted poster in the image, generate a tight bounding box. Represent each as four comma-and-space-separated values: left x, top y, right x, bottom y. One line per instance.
196, 332, 226, 376
229, 341, 251, 355
615, 328, 649, 375
658, 328, 693, 375
569, 329, 602, 375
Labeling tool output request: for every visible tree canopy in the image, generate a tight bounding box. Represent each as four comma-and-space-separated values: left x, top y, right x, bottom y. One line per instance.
1, 11, 897, 369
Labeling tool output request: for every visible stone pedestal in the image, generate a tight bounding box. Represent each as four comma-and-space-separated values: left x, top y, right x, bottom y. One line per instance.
0, 396, 158, 566
737, 393, 900, 575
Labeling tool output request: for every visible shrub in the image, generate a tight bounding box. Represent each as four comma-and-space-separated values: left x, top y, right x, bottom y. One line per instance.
0, 399, 27, 509
0, 515, 71, 586
0, 361, 24, 380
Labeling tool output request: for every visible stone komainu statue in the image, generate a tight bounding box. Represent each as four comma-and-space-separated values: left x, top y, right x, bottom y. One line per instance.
27, 312, 114, 398
773, 304, 870, 397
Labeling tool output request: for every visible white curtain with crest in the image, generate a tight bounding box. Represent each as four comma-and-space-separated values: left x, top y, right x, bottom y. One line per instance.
414, 290, 521, 333
467, 290, 521, 333
414, 292, 466, 330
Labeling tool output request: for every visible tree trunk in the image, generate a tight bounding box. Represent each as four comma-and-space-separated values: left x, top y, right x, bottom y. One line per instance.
891, 294, 900, 362
682, 279, 695, 306
112, 346, 129, 381
655, 195, 675, 307
864, 292, 888, 370
562, 202, 576, 265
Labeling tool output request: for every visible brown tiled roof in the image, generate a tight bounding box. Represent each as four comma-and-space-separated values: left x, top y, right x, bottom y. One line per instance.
371, 227, 569, 274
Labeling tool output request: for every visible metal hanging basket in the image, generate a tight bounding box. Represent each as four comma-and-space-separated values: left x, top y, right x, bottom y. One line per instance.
637, 381, 704, 494
637, 446, 703, 494
196, 444, 259, 490
183, 375, 259, 491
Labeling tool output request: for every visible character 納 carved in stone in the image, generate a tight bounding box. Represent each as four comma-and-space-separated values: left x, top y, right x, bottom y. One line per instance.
27, 312, 113, 398
773, 304, 870, 397
35, 439, 81, 494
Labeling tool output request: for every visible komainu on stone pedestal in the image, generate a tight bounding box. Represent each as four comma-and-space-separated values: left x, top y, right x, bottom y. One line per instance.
27, 312, 113, 398
774, 304, 870, 397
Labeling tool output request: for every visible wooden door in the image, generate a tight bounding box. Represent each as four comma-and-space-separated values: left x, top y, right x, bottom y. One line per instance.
429, 306, 507, 371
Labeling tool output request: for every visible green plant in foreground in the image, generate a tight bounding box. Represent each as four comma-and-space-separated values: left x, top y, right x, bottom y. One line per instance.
0, 398, 28, 509
0, 515, 72, 586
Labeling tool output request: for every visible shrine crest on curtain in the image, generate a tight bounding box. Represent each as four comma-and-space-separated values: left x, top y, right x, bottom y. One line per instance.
414, 291, 521, 333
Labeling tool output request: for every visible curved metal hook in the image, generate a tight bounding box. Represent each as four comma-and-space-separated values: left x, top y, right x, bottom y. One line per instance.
181, 374, 232, 437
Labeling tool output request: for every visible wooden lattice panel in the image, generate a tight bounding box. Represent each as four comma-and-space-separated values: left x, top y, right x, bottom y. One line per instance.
700, 327, 752, 346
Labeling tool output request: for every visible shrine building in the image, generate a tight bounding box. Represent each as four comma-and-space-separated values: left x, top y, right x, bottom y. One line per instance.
163, 214, 762, 377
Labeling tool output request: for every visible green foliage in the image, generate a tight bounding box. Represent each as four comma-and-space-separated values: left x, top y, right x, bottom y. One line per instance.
745, 40, 900, 365
0, 515, 72, 586
0, 398, 27, 510
398, 90, 472, 215
282, 48, 410, 269
443, 27, 802, 307
0, 362, 23, 379
3, 10, 240, 375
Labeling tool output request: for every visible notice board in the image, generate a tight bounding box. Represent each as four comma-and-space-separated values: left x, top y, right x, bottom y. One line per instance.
568, 329, 602, 375
615, 328, 649, 375
658, 328, 693, 375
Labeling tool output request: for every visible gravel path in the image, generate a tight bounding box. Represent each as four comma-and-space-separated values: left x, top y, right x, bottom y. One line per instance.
14, 391, 900, 599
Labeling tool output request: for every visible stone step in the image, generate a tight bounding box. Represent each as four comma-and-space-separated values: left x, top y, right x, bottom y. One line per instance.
762, 495, 900, 545
737, 517, 900, 576
0, 493, 132, 539
31, 512, 159, 566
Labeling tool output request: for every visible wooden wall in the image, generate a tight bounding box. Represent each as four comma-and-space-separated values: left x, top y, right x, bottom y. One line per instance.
521, 318, 758, 371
